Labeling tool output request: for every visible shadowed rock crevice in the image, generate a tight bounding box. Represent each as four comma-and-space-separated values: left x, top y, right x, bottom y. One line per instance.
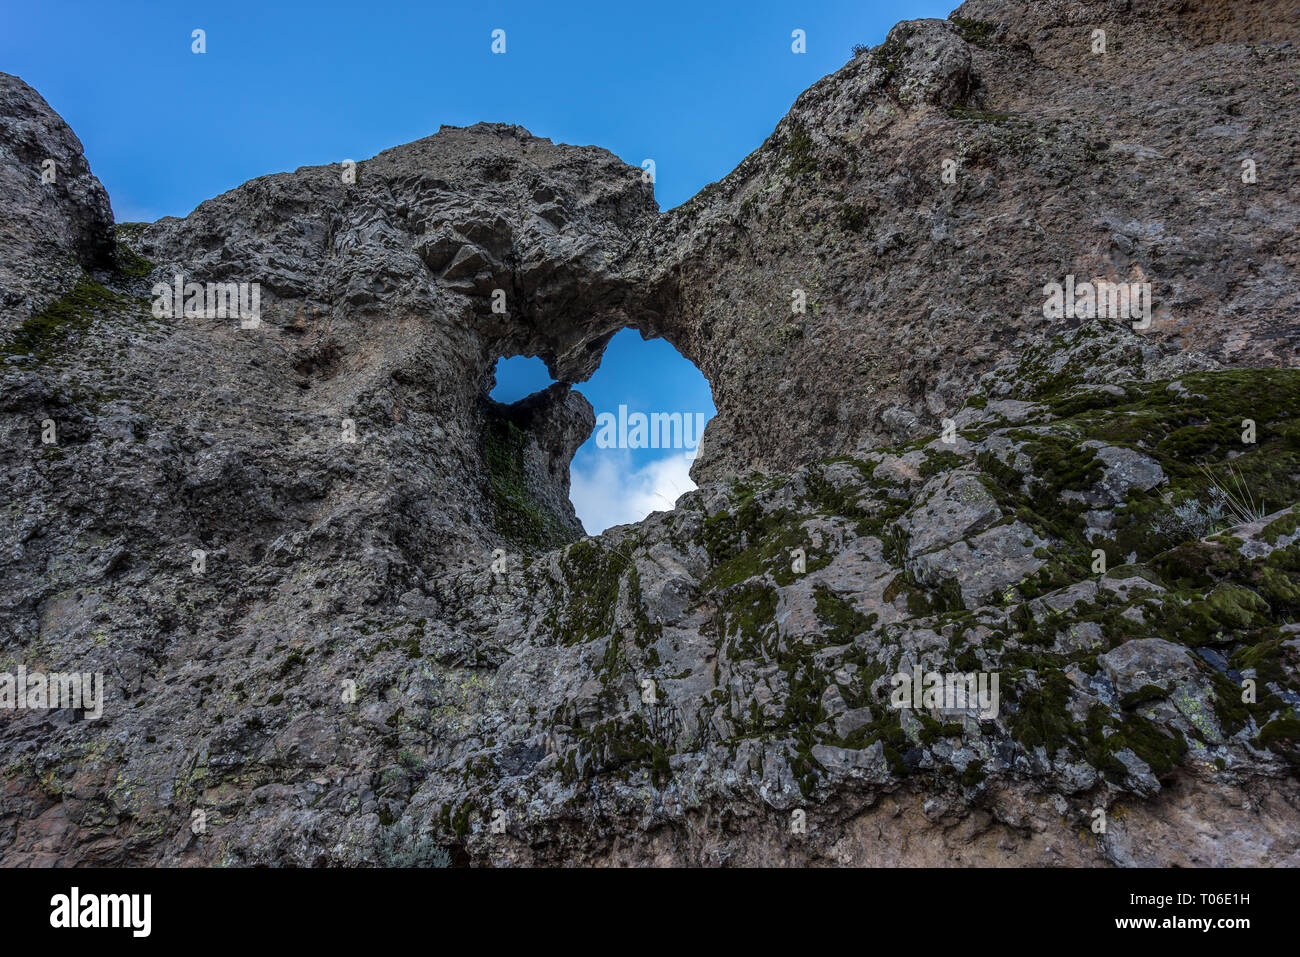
480, 382, 594, 549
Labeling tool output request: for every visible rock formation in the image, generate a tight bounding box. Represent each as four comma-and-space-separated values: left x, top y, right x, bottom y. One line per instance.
1, 0, 1297, 866
0, 78, 114, 333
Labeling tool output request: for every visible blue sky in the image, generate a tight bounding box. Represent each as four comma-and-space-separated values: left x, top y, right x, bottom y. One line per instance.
493, 331, 715, 533
3, 0, 955, 531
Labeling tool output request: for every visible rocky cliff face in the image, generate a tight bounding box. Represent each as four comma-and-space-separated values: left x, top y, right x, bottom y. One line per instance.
0, 78, 114, 333
1, 0, 1298, 867
645, 0, 1299, 480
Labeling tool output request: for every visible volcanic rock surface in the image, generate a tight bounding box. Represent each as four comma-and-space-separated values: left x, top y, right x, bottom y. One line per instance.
1, 0, 1298, 867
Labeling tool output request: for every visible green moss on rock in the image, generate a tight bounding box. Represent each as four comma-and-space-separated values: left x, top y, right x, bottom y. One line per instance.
482, 416, 575, 551
2, 277, 128, 360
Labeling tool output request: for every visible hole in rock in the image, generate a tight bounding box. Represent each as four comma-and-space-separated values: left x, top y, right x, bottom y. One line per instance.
569, 329, 715, 535
487, 330, 716, 536
489, 354, 557, 403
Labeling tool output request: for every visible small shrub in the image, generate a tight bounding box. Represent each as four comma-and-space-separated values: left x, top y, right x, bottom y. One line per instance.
949, 16, 999, 49
1199, 463, 1268, 526
783, 121, 817, 179
1150, 490, 1226, 543
374, 820, 451, 868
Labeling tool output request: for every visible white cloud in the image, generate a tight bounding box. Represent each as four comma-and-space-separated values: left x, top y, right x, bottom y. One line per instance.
569, 449, 698, 535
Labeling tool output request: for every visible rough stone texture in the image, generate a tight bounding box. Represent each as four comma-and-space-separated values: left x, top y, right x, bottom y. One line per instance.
1098, 638, 1199, 698
1, 1, 1299, 868
1068, 443, 1166, 507
909, 519, 1050, 606
640, 0, 1300, 482
900, 470, 1002, 557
